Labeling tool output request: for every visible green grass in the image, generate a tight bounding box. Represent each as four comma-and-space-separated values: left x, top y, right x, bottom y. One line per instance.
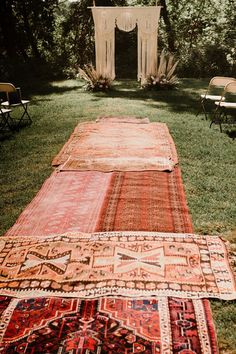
0, 78, 236, 351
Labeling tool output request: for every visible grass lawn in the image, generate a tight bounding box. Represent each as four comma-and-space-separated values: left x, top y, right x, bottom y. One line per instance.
0, 78, 235, 352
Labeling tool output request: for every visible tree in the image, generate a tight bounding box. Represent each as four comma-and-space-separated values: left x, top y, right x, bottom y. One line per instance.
0, 0, 26, 59
0, 0, 59, 79
0, 0, 235, 79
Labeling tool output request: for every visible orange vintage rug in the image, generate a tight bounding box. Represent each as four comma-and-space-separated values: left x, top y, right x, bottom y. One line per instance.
52, 122, 178, 171
0, 231, 235, 300
0, 296, 218, 354
96, 168, 193, 233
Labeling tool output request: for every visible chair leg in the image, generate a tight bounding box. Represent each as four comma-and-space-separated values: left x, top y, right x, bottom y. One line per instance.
196, 100, 201, 117
16, 103, 32, 128
0, 111, 14, 133
210, 107, 220, 129
201, 101, 208, 120
196, 98, 207, 119
219, 112, 223, 133
211, 110, 224, 132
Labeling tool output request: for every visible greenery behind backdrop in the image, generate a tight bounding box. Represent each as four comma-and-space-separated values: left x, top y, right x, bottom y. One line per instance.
0, 0, 235, 82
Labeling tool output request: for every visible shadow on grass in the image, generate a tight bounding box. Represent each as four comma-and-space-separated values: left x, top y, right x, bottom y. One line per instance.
0, 132, 14, 142
22, 79, 81, 98
92, 78, 208, 115
225, 129, 236, 140
21, 77, 209, 116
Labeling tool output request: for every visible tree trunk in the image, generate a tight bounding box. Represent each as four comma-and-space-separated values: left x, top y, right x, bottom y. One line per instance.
21, 2, 41, 59
0, 0, 19, 58
159, 0, 176, 52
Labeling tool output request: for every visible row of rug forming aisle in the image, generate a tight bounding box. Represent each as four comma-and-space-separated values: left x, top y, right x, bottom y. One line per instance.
1, 115, 235, 353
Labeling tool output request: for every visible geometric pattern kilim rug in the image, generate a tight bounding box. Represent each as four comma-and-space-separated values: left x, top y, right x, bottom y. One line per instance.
0, 296, 218, 354
0, 231, 235, 300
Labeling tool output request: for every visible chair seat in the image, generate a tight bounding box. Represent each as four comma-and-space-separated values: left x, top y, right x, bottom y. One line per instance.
1, 108, 11, 114
1, 100, 30, 107
201, 94, 222, 100
215, 101, 236, 109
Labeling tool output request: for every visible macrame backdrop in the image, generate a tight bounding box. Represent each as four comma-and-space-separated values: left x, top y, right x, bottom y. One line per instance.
91, 7, 161, 80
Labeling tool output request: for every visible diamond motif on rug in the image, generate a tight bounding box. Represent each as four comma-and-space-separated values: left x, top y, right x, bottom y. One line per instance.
0, 231, 235, 300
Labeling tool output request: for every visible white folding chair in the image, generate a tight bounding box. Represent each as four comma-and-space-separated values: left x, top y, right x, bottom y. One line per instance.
211, 81, 236, 132
196, 76, 235, 119
0, 83, 32, 128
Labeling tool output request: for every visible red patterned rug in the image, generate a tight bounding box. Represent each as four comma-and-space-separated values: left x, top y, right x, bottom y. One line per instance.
0, 231, 235, 300
52, 122, 178, 171
5, 171, 112, 237
0, 296, 218, 354
96, 168, 193, 233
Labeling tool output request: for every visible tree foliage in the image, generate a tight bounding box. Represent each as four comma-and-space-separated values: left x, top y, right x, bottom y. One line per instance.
157, 0, 236, 76
0, 0, 235, 80
0, 0, 58, 78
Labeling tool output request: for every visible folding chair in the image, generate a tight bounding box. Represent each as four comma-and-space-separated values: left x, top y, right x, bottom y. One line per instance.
210, 81, 236, 132
196, 76, 235, 120
0, 83, 32, 128
0, 106, 12, 133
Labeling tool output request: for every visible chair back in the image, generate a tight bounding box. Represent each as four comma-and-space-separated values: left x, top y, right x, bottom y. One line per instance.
222, 81, 236, 103
0, 83, 22, 104
0, 83, 16, 93
208, 76, 235, 95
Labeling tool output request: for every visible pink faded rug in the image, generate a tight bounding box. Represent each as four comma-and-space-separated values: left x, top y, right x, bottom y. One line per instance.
52, 122, 178, 171
5, 171, 112, 237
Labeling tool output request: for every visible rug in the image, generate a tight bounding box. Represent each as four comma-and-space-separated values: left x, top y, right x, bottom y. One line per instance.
96, 168, 193, 233
5, 171, 112, 237
96, 115, 150, 124
5, 169, 191, 237
1, 118, 220, 352
0, 231, 235, 300
52, 122, 178, 171
0, 296, 218, 354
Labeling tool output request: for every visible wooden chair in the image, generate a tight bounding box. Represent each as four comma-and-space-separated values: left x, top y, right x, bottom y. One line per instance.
196, 76, 235, 120
210, 81, 236, 132
0, 83, 32, 128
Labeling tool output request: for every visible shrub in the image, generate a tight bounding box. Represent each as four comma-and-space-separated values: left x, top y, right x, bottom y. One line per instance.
141, 50, 179, 90
78, 64, 113, 91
